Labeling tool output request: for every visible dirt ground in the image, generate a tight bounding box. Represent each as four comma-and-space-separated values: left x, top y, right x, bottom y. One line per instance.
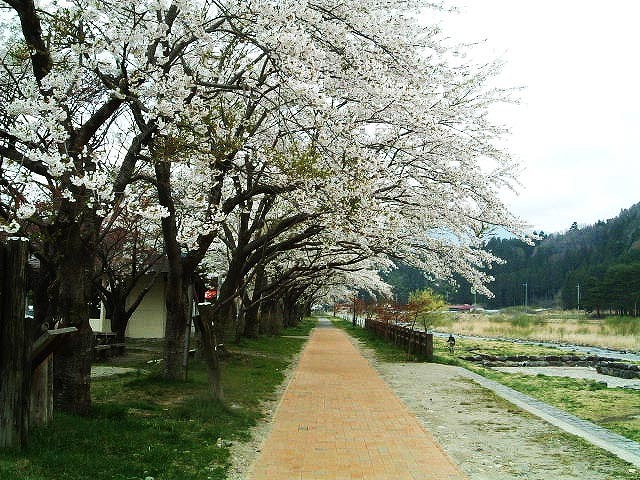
376, 361, 637, 480
90, 366, 141, 377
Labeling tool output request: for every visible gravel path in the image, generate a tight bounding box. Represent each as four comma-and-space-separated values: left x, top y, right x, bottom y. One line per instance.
375, 361, 638, 479
461, 367, 640, 467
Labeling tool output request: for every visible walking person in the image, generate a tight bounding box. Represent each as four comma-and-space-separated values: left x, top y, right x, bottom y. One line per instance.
447, 334, 456, 354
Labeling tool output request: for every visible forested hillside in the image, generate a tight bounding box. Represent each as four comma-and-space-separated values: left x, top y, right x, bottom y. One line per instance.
387, 203, 640, 314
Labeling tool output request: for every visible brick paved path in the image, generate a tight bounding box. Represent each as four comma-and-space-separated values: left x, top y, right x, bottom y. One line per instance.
248, 321, 466, 480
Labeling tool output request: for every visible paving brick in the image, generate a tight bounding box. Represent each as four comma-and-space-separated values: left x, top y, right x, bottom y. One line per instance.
248, 323, 467, 480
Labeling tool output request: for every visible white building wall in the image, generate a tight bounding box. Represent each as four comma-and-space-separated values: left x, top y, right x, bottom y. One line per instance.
125, 277, 167, 338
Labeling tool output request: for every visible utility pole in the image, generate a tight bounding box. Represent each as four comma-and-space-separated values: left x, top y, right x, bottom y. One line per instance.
577, 283, 581, 314
522, 282, 528, 312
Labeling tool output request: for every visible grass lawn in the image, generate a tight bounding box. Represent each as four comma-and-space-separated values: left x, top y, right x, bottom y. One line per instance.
0, 317, 316, 480
433, 335, 565, 359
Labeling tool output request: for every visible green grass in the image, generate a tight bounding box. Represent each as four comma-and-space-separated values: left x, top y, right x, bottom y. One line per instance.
439, 332, 640, 444
434, 335, 566, 359
0, 318, 316, 480
529, 430, 640, 479
330, 318, 412, 362
475, 367, 640, 443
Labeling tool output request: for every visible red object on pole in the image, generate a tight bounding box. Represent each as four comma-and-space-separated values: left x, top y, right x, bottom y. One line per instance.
204, 289, 217, 300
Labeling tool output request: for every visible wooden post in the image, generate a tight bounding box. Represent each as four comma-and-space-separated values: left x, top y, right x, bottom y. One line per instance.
30, 355, 53, 427
424, 332, 433, 361
0, 237, 30, 448
30, 326, 77, 426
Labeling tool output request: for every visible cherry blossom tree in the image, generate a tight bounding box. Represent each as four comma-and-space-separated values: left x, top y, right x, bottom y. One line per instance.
0, 0, 526, 408
1, 0, 143, 414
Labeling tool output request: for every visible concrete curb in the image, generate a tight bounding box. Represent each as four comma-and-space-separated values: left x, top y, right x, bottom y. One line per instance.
457, 366, 640, 467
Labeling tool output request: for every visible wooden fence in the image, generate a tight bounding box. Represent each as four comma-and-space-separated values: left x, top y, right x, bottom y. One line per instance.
364, 318, 433, 361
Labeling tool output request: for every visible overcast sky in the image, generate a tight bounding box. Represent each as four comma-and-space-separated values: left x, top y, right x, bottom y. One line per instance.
438, 0, 640, 234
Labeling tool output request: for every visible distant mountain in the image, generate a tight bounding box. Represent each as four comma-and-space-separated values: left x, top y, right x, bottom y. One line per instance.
387, 202, 640, 314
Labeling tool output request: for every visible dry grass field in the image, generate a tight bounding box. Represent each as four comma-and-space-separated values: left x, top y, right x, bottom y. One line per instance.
428, 310, 640, 351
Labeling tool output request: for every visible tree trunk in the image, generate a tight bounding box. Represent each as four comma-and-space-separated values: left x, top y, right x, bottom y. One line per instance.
214, 256, 244, 343
109, 298, 129, 343
243, 299, 260, 339
53, 321, 93, 416
213, 300, 238, 345
0, 238, 31, 448
155, 161, 189, 380
51, 229, 94, 416
195, 306, 223, 400
259, 299, 283, 335
282, 292, 303, 328
243, 265, 265, 339
163, 270, 189, 380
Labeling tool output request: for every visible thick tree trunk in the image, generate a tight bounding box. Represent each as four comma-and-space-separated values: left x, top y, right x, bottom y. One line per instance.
213, 300, 237, 345
282, 292, 303, 328
259, 299, 283, 335
51, 229, 94, 416
214, 256, 244, 343
109, 299, 129, 343
195, 306, 223, 400
163, 270, 189, 380
243, 298, 260, 339
243, 265, 265, 339
155, 161, 189, 380
0, 238, 31, 448
52, 319, 92, 416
